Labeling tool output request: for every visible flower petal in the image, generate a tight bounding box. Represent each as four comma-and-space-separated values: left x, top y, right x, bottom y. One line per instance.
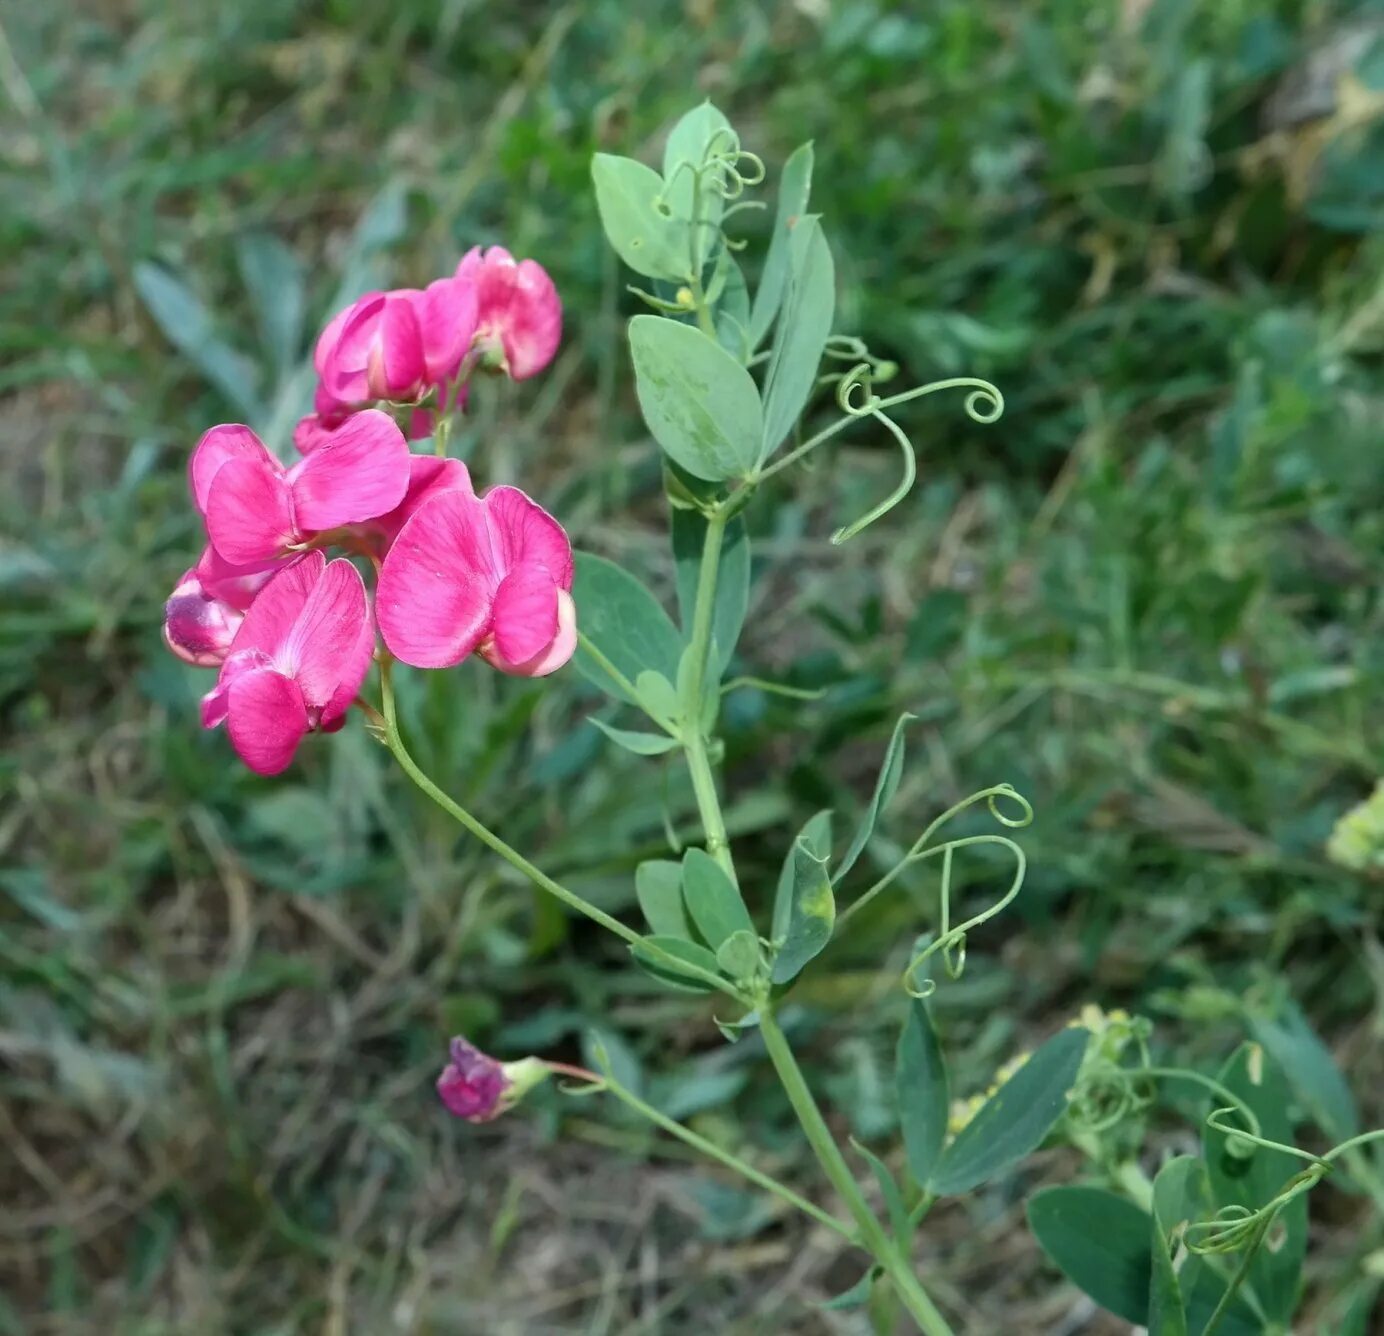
500, 587, 577, 678
189, 424, 273, 514
288, 408, 410, 532
482, 485, 574, 589
502, 259, 562, 379
488, 563, 559, 669
280, 557, 370, 710
322, 604, 378, 729
194, 544, 288, 611
367, 293, 425, 399
376, 489, 496, 668
205, 455, 298, 566
373, 455, 474, 547
413, 275, 479, 384
228, 551, 327, 659
226, 667, 310, 775
324, 292, 385, 401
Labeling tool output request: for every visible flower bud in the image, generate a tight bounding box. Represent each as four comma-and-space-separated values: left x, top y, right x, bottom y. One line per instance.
163, 568, 245, 667
436, 1036, 549, 1123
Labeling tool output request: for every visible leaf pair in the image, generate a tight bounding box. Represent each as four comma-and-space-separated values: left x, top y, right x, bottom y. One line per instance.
896, 1000, 1089, 1196
633, 849, 761, 990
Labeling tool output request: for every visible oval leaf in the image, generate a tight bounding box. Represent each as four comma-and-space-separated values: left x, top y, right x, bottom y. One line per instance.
629, 315, 764, 482
773, 809, 831, 941
837, 712, 914, 880
661, 102, 733, 228
750, 141, 814, 349
630, 935, 722, 993
930, 1026, 1088, 1195
591, 154, 690, 281
572, 552, 683, 703
1250, 999, 1359, 1143
760, 217, 834, 461
1204, 1043, 1306, 1325
682, 847, 753, 949
636, 860, 691, 938
770, 826, 836, 984
896, 996, 949, 1188
588, 718, 679, 755
1027, 1186, 1151, 1326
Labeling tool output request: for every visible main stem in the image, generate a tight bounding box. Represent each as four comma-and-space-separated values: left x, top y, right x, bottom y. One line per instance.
677, 506, 951, 1334
681, 507, 736, 880
759, 1010, 954, 1336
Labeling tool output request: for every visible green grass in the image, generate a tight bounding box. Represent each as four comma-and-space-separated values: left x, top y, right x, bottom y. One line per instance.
4, 1, 1384, 1330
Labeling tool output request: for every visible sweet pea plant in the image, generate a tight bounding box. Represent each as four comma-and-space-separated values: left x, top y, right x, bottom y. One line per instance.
166, 105, 1384, 1332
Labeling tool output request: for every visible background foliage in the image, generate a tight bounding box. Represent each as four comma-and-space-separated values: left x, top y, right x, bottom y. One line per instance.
4, 1, 1384, 1330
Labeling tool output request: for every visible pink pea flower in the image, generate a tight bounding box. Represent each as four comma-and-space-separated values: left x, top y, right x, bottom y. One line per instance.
436, 1036, 548, 1123
376, 485, 576, 677
314, 279, 478, 409
163, 545, 279, 664
190, 413, 410, 567
163, 547, 294, 667
200, 552, 375, 775
456, 246, 561, 380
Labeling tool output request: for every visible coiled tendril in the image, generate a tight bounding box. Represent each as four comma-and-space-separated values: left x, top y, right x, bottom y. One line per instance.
862, 784, 1035, 998
776, 341, 1005, 543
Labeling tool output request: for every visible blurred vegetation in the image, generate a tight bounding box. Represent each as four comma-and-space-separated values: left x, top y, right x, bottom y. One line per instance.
4, 0, 1384, 1330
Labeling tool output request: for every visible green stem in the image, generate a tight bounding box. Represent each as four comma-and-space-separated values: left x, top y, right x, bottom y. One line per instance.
378, 661, 742, 1000
587, 1070, 853, 1240
758, 1009, 954, 1336
681, 507, 736, 879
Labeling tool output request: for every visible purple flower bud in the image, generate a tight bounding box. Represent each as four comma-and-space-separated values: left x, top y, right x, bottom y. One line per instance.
436, 1036, 547, 1123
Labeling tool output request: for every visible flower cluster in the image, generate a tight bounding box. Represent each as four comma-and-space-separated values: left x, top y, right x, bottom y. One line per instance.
164, 248, 572, 776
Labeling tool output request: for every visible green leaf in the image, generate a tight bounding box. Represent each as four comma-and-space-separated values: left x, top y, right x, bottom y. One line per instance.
822, 1266, 880, 1311
773, 810, 831, 941
635, 860, 691, 938
633, 669, 681, 725
630, 935, 722, 993
837, 712, 914, 880
853, 1141, 908, 1244
571, 552, 683, 704
750, 142, 814, 348
629, 315, 764, 482
930, 1026, 1087, 1195
134, 262, 262, 418
770, 823, 836, 984
1027, 1186, 1152, 1325
681, 847, 753, 949
1149, 1158, 1195, 1336
1250, 1000, 1359, 1143
760, 216, 834, 461
591, 154, 689, 281
588, 717, 679, 755
714, 255, 751, 361
896, 997, 949, 1188
661, 101, 733, 228
235, 232, 305, 372
1204, 1043, 1307, 1325
672, 510, 750, 684
715, 929, 762, 982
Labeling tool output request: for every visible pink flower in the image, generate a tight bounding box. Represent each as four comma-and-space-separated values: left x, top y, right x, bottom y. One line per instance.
456, 246, 561, 380
314, 279, 478, 409
163, 547, 292, 667
200, 552, 375, 775
190, 414, 409, 566
376, 485, 576, 676
436, 1037, 548, 1123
